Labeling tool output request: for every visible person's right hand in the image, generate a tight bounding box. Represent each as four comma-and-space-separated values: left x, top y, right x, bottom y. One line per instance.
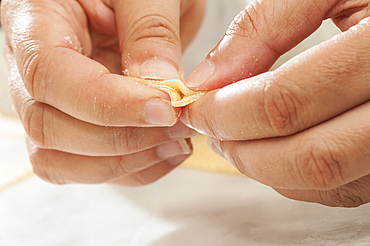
1, 0, 205, 186
182, 0, 370, 207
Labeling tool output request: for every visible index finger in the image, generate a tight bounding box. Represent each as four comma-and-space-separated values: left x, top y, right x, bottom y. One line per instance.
181, 4, 370, 140
185, 0, 367, 90
2, 0, 177, 126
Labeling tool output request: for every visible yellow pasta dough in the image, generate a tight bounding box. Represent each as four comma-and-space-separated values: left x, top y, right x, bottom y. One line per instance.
130, 78, 237, 175
131, 77, 205, 107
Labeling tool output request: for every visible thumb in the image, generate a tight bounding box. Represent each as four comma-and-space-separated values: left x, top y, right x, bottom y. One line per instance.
185, 0, 340, 90
113, 0, 184, 80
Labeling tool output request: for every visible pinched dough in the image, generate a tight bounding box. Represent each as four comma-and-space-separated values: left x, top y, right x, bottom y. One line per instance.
131, 77, 205, 107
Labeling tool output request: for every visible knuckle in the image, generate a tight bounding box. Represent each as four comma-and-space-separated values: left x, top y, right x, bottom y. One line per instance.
19, 43, 50, 101
112, 128, 141, 154
21, 100, 47, 147
321, 188, 364, 208
202, 96, 234, 140
30, 149, 61, 185
223, 145, 249, 176
260, 81, 301, 136
226, 2, 279, 56
81, 73, 113, 126
107, 156, 129, 179
22, 47, 54, 103
229, 154, 247, 175
297, 140, 344, 190
128, 15, 180, 46
227, 3, 261, 38
21, 47, 40, 98
203, 109, 222, 139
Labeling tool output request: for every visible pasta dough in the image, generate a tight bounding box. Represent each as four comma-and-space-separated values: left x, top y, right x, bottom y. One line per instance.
131, 77, 205, 107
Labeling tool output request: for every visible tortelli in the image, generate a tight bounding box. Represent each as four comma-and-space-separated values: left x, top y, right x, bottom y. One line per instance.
132, 77, 205, 107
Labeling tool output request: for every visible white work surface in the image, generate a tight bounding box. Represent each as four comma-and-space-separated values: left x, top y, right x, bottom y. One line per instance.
1, 117, 370, 246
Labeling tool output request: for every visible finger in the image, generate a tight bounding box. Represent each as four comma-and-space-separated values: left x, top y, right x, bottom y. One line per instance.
182, 18, 370, 140
29, 138, 192, 185
113, 0, 184, 80
179, 0, 206, 51
10, 69, 194, 156
1, 0, 92, 53
77, 0, 120, 74
4, 0, 177, 127
209, 101, 370, 191
78, 0, 204, 71
77, 0, 117, 34
329, 1, 370, 31
185, 0, 368, 90
109, 154, 190, 186
24, 101, 196, 155
6, 45, 196, 155
274, 174, 370, 207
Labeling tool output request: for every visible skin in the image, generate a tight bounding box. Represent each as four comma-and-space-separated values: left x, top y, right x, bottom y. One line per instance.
183, 0, 370, 207
1, 0, 206, 186
2, 0, 369, 208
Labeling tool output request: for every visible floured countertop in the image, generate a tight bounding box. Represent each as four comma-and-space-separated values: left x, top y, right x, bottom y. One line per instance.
0, 2, 359, 244
1, 115, 370, 246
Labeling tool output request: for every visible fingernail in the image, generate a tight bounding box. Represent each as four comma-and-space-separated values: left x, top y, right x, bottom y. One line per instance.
140, 60, 180, 80
168, 122, 197, 139
144, 98, 176, 125
157, 140, 192, 160
186, 60, 215, 88
179, 107, 190, 126
207, 137, 225, 158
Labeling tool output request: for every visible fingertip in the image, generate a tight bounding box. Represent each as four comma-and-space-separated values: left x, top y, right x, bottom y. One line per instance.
144, 98, 177, 126
114, 0, 184, 81
185, 59, 215, 90
79, 0, 117, 34
138, 60, 182, 80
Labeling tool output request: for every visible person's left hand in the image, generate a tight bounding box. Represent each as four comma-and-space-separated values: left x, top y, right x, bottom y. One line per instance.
182, 0, 370, 207
1, 0, 205, 186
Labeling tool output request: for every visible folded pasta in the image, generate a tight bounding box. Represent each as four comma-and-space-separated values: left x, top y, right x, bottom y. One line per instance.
131, 77, 205, 107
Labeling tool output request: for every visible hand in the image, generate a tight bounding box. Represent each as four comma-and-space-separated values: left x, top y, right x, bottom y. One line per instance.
1, 0, 205, 185
183, 0, 370, 207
